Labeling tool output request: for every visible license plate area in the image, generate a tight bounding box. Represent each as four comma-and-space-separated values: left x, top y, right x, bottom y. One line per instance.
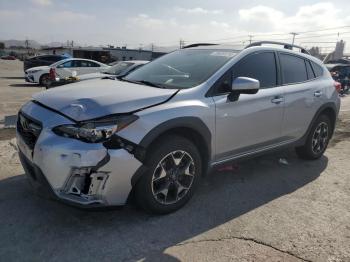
17, 133, 33, 161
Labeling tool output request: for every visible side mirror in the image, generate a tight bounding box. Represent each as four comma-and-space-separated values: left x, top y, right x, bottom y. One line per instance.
231, 77, 260, 94
228, 77, 260, 101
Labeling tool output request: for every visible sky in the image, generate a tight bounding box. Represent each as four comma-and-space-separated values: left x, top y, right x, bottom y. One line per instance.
1, 0, 350, 51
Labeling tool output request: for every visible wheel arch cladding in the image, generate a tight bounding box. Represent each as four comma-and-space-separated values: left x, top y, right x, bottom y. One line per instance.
131, 117, 212, 186
305, 102, 338, 141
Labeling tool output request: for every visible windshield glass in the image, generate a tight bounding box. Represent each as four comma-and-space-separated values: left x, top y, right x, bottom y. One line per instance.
106, 62, 133, 75
124, 49, 237, 89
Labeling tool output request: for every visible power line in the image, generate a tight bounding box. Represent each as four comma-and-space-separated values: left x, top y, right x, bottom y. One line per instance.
296, 25, 350, 34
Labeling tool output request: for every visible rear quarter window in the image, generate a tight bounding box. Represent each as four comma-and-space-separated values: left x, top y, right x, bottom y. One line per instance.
311, 61, 324, 77
305, 60, 315, 80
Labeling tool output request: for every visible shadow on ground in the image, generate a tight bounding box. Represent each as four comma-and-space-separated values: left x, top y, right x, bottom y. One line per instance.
9, 83, 41, 88
0, 149, 327, 261
1, 77, 24, 80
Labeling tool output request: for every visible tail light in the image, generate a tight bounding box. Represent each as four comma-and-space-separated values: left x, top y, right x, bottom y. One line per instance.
334, 81, 342, 93
49, 68, 56, 80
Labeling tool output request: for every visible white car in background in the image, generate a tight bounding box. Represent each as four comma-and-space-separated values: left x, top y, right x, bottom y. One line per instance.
25, 58, 109, 86
77, 60, 149, 81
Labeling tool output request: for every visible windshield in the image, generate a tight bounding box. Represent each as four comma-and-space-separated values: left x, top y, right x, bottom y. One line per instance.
106, 62, 133, 75
124, 49, 237, 89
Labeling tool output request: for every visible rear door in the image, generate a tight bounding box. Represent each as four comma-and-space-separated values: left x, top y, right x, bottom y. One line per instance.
213, 51, 285, 162
79, 60, 102, 74
279, 53, 324, 140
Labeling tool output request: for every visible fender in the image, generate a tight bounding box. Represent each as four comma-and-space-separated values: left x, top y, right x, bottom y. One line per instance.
297, 102, 338, 146
139, 117, 212, 150
130, 117, 212, 186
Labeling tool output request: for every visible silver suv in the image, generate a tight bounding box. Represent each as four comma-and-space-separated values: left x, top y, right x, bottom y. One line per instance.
17, 42, 340, 214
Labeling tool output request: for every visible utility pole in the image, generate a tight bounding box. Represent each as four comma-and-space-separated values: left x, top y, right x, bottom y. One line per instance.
25, 38, 29, 54
248, 35, 253, 44
290, 32, 298, 45
151, 43, 154, 60
179, 39, 185, 49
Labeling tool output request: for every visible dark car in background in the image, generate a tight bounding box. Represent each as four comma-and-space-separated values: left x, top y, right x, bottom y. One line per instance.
23, 54, 68, 71
1, 55, 16, 60
326, 63, 350, 94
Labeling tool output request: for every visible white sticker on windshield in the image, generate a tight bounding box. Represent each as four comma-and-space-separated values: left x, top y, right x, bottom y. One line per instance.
210, 51, 235, 57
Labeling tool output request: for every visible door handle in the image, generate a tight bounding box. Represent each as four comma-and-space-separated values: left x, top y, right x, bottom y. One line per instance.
271, 96, 284, 104
314, 91, 322, 97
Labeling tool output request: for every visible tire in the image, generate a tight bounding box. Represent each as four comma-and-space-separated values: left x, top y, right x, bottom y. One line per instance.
296, 114, 332, 160
39, 74, 50, 87
134, 135, 202, 214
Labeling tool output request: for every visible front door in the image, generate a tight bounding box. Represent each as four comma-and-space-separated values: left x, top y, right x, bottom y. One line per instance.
213, 51, 285, 162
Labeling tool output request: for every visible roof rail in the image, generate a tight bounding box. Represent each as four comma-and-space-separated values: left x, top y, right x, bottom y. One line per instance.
182, 43, 218, 49
245, 41, 310, 55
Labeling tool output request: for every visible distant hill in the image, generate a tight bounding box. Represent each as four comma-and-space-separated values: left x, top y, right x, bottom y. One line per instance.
2, 39, 41, 48
0, 39, 176, 52
0, 39, 67, 49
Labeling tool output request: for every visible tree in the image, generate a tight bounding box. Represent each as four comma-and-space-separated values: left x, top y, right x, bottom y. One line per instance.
0, 42, 5, 49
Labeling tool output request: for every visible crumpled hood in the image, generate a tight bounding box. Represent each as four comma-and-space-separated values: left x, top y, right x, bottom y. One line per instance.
33, 78, 178, 121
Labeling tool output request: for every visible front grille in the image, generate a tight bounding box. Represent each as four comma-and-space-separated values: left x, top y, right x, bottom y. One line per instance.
17, 112, 42, 150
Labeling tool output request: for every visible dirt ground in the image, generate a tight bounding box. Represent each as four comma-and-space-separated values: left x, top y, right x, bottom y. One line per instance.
0, 60, 349, 262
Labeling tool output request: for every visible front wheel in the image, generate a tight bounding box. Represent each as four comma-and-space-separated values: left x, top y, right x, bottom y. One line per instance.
296, 114, 332, 160
134, 135, 202, 214
39, 74, 50, 87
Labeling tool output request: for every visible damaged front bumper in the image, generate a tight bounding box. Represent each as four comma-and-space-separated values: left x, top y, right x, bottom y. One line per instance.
17, 101, 142, 208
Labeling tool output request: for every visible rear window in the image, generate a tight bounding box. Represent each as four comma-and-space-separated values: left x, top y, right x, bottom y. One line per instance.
280, 53, 308, 84
311, 62, 324, 77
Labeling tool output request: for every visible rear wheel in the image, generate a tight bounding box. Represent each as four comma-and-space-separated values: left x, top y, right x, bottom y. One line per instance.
135, 135, 202, 214
296, 114, 331, 160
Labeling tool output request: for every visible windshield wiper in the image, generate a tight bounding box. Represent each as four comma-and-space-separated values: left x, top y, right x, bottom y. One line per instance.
137, 80, 165, 88
117, 77, 165, 88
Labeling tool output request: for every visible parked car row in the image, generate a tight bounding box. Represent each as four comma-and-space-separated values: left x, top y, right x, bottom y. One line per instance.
47, 60, 149, 88
25, 58, 110, 86
24, 55, 149, 88
17, 41, 340, 214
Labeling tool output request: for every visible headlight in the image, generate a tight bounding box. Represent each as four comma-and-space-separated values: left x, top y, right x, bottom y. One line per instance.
52, 115, 138, 143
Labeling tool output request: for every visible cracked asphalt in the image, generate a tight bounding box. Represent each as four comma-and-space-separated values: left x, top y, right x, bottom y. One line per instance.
0, 60, 350, 262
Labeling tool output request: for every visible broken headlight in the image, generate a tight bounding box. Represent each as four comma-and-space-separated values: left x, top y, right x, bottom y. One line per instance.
53, 115, 138, 143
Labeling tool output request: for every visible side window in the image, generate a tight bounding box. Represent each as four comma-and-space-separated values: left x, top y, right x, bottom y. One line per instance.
305, 60, 315, 80
57, 61, 73, 68
80, 61, 100, 67
89, 61, 100, 67
233, 52, 277, 88
311, 61, 323, 77
280, 54, 307, 84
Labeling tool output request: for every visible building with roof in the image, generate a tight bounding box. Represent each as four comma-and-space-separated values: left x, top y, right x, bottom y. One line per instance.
40, 46, 166, 64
